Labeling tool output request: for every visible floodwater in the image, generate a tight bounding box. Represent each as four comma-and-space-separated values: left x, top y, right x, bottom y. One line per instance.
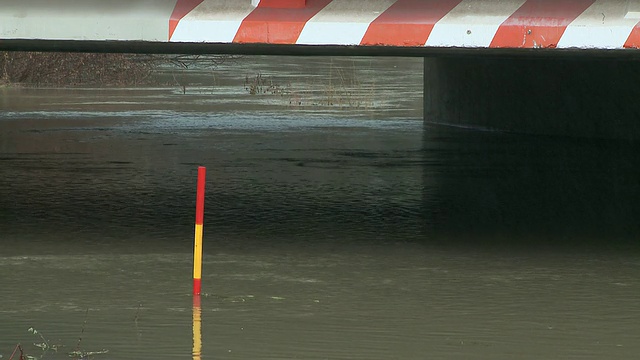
1, 56, 639, 359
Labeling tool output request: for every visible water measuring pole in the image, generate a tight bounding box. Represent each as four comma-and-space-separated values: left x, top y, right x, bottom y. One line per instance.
193, 166, 206, 295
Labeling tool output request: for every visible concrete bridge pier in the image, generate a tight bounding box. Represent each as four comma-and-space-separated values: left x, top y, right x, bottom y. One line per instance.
424, 56, 640, 140
421, 55, 640, 242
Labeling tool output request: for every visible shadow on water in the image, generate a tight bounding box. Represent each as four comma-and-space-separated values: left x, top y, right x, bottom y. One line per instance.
1, 115, 638, 255
422, 124, 640, 251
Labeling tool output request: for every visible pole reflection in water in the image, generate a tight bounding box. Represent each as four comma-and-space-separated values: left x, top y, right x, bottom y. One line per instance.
192, 296, 202, 360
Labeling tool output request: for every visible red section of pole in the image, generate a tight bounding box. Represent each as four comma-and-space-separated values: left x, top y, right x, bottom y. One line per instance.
195, 166, 206, 226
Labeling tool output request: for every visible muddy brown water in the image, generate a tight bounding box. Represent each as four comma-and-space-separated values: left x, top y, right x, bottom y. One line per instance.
1, 57, 639, 359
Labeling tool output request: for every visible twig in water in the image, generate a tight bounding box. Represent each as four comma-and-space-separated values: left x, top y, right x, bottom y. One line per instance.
75, 309, 89, 352
8, 343, 24, 360
27, 327, 51, 352
68, 349, 109, 359
133, 303, 143, 340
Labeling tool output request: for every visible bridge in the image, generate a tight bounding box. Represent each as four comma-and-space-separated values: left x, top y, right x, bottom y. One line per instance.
3, 0, 640, 138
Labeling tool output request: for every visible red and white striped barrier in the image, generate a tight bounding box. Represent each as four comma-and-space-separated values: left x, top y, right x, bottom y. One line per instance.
3, 0, 640, 50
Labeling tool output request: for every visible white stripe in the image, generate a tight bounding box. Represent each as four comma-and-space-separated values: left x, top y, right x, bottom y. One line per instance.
171, 0, 255, 42
557, 0, 638, 49
426, 0, 525, 48
297, 0, 396, 45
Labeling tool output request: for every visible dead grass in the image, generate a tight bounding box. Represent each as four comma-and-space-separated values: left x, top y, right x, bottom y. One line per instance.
0, 52, 155, 86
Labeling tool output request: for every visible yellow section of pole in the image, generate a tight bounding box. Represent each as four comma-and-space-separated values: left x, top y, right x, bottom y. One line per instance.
192, 296, 202, 360
193, 224, 203, 282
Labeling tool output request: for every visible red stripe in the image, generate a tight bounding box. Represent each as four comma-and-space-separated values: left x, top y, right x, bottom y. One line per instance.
624, 22, 640, 48
259, 0, 306, 8
193, 278, 202, 295
490, 0, 595, 48
169, 0, 204, 40
195, 166, 206, 225
361, 0, 463, 46
233, 0, 331, 44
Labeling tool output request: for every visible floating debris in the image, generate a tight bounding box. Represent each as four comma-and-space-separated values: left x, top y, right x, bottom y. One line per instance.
68, 349, 109, 358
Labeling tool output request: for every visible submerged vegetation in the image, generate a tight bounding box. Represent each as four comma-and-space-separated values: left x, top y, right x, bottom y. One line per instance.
244, 61, 377, 109
0, 52, 154, 86
7, 328, 108, 360
0, 52, 383, 109
6, 310, 108, 360
0, 52, 237, 87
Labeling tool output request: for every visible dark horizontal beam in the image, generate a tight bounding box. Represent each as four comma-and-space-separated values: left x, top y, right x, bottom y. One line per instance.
3, 39, 640, 60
